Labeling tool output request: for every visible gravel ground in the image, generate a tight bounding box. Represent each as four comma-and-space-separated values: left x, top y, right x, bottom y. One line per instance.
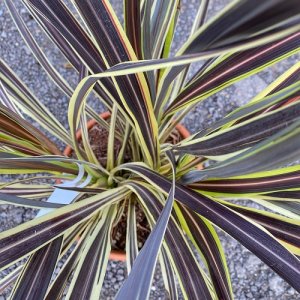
0, 0, 300, 299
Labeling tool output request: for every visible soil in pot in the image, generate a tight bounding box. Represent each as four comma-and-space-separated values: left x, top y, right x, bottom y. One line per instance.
111, 202, 151, 251
78, 122, 184, 253
86, 124, 131, 168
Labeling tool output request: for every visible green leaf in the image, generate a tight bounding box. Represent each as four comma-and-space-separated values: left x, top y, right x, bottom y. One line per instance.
126, 197, 139, 273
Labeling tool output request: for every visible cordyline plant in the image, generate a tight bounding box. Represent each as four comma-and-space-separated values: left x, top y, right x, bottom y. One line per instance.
0, 0, 300, 299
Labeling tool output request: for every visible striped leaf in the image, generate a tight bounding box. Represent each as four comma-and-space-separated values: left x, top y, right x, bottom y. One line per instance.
116, 152, 176, 299
160, 248, 178, 300
124, 0, 142, 59
189, 169, 300, 195
0, 193, 62, 209
126, 197, 139, 273
165, 32, 300, 116
127, 181, 213, 299
72, 0, 158, 166
120, 164, 300, 292
0, 154, 78, 175
45, 222, 94, 300
156, 0, 300, 113
0, 182, 52, 199
182, 120, 300, 182
0, 80, 20, 115
0, 103, 61, 155
176, 203, 233, 300
186, 79, 300, 141
5, 0, 72, 97
150, 0, 179, 59
224, 203, 300, 253
10, 237, 63, 300
0, 187, 127, 271
175, 97, 300, 157
22, 0, 118, 108
66, 206, 117, 300
0, 59, 71, 144
3, 0, 300, 298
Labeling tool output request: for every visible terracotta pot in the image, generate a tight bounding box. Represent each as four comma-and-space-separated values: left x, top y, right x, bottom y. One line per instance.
63, 112, 191, 261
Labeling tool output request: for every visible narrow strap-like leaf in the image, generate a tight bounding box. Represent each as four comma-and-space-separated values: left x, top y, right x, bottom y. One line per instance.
72, 0, 158, 166
124, 0, 142, 59
5, 0, 73, 97
165, 32, 300, 116
183, 120, 300, 182
0, 155, 77, 175
10, 237, 63, 300
225, 203, 300, 251
0, 266, 22, 294
0, 193, 63, 209
0, 187, 127, 270
126, 197, 139, 273
0, 80, 20, 115
121, 164, 300, 292
177, 204, 233, 300
128, 181, 213, 299
175, 99, 300, 156
156, 0, 300, 111
22, 0, 118, 107
0, 59, 71, 144
45, 222, 94, 300
160, 248, 178, 300
66, 206, 117, 300
189, 170, 300, 194
116, 152, 176, 300
0, 103, 61, 155
150, 0, 179, 59
191, 80, 300, 140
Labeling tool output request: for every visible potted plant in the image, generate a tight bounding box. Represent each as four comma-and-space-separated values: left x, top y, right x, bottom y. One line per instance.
0, 0, 300, 299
